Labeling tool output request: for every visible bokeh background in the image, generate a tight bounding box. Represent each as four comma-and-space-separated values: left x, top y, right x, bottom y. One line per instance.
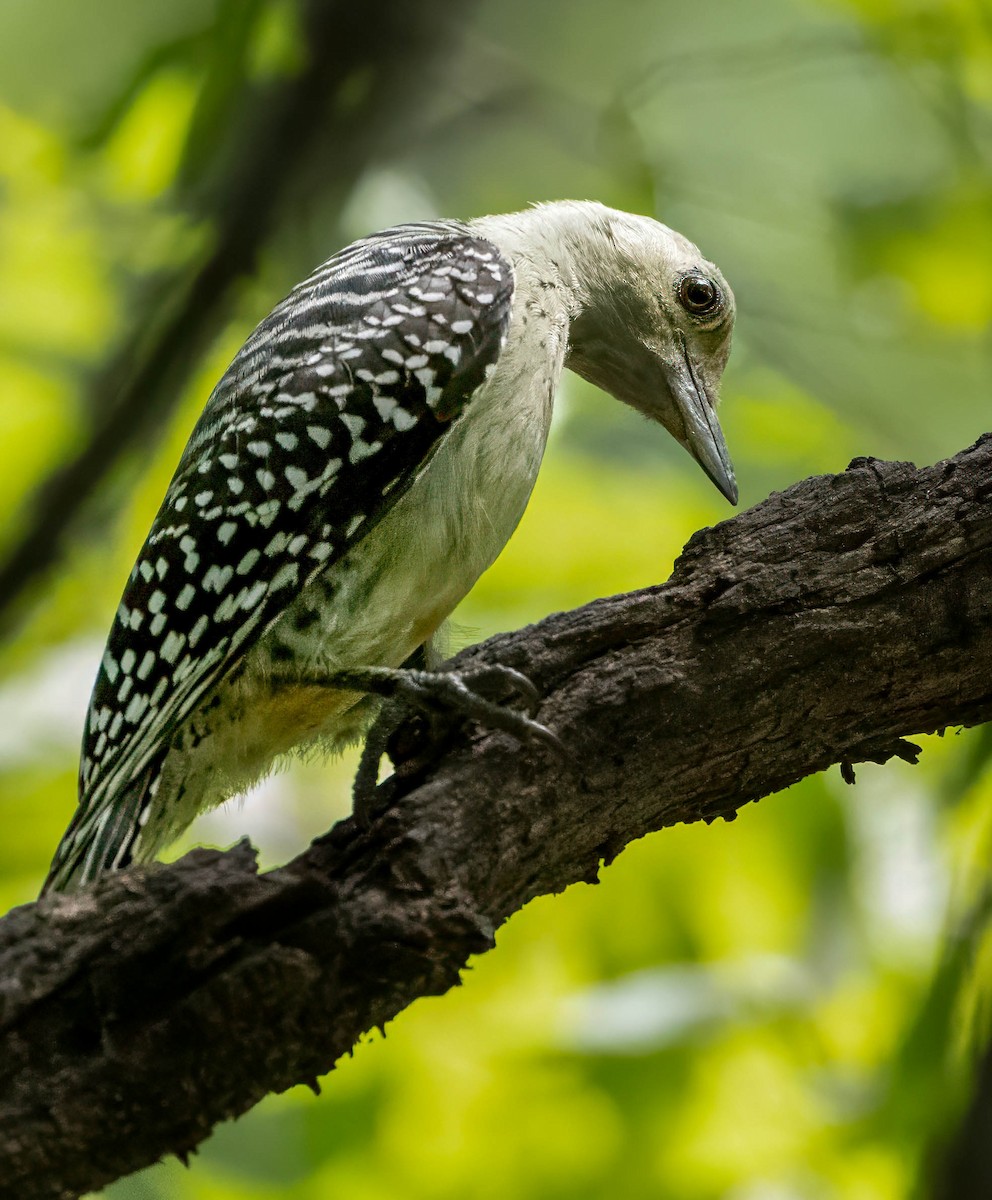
1, 0, 991, 1196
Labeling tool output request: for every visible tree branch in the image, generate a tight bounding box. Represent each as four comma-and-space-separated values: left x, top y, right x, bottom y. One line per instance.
3, 436, 992, 1198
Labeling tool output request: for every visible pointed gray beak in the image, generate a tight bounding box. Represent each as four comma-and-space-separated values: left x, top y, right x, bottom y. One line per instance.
671, 335, 738, 505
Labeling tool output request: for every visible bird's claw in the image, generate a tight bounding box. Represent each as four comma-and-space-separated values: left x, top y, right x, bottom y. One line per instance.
392, 664, 555, 746
455, 663, 542, 716
350, 662, 561, 828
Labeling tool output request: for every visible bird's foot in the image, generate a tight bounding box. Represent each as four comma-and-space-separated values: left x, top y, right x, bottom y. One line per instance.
319, 663, 560, 828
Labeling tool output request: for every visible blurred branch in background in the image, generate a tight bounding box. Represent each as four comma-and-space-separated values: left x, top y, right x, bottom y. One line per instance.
935, 1012, 992, 1199
0, 0, 473, 636
926, 881, 992, 1198
2, 435, 990, 1199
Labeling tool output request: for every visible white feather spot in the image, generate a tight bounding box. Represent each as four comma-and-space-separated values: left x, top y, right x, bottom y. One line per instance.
161, 631, 185, 664
257, 499, 281, 527
373, 394, 398, 421
349, 439, 381, 464
214, 595, 238, 622
237, 548, 261, 575
269, 562, 299, 592
188, 614, 209, 648
285, 465, 309, 492
265, 531, 289, 556
341, 412, 365, 439
241, 580, 267, 610
203, 564, 234, 593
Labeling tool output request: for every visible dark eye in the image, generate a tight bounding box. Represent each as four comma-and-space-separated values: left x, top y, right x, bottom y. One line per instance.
677, 274, 721, 316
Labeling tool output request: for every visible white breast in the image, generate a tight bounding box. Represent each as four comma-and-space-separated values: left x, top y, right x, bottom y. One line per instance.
238, 271, 564, 692
305, 343, 559, 670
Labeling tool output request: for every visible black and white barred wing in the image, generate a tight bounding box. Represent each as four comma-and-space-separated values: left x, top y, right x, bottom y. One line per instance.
68, 227, 513, 861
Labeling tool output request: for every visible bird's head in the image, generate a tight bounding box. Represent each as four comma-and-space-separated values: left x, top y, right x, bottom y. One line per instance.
562, 204, 738, 504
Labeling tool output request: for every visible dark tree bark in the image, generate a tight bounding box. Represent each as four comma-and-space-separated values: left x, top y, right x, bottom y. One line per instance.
2, 436, 991, 1199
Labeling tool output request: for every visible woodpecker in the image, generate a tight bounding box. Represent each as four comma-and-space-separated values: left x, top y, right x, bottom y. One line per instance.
42, 201, 737, 894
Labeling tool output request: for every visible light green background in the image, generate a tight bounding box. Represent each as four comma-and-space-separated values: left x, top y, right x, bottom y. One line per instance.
0, 1, 990, 1196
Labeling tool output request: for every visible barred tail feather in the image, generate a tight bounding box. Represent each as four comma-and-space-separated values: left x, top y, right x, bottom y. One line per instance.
41, 763, 159, 895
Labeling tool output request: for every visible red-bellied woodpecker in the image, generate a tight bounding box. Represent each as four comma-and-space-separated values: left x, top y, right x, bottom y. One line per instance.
42, 200, 737, 894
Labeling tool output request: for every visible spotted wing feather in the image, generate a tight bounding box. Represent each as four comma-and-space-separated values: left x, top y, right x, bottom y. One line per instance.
48, 225, 513, 889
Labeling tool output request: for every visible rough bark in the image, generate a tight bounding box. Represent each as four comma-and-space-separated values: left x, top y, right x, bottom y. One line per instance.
3, 436, 992, 1198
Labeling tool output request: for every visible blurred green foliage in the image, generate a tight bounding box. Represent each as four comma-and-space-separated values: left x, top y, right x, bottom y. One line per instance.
0, 0, 990, 1196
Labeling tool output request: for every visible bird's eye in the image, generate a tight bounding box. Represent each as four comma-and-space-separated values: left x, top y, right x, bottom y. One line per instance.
677, 274, 721, 317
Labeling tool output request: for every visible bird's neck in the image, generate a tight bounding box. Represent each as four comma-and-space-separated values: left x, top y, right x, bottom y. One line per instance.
470, 208, 593, 323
